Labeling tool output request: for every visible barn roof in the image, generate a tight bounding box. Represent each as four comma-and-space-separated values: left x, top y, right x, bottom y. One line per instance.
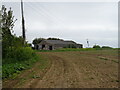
43, 40, 77, 45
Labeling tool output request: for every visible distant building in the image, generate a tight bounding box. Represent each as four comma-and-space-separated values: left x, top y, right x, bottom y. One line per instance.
35, 40, 83, 50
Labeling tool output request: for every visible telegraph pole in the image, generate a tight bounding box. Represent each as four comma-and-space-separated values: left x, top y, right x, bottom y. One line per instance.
21, 0, 26, 45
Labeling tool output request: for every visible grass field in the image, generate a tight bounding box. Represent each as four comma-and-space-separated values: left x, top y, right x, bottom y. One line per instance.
3, 49, 119, 88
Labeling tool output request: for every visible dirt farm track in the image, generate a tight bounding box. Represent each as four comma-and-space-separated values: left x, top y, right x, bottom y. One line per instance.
3, 50, 118, 88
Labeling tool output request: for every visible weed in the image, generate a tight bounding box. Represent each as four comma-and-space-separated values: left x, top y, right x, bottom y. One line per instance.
111, 60, 119, 63
32, 75, 40, 79
115, 80, 119, 82
89, 77, 94, 80
99, 57, 108, 61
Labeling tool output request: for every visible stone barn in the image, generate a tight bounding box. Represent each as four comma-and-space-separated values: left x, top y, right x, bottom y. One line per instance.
36, 40, 83, 50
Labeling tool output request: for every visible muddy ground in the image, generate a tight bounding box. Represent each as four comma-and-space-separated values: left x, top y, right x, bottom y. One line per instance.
3, 50, 118, 88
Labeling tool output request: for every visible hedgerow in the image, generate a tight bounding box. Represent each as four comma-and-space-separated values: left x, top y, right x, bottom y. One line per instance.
2, 47, 39, 79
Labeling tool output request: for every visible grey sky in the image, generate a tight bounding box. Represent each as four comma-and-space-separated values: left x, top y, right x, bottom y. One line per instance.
2, 1, 118, 48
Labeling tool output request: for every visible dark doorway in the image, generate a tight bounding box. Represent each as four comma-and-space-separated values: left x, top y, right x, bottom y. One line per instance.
49, 46, 53, 50
42, 45, 45, 49
36, 45, 39, 50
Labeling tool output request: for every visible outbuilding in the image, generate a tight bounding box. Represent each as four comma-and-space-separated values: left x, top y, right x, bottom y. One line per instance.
36, 40, 83, 50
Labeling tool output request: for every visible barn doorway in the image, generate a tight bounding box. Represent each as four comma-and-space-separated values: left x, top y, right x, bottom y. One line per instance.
49, 46, 53, 50
42, 45, 45, 49
36, 45, 39, 50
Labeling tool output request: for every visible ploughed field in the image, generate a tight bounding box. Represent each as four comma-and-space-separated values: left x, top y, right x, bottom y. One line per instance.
3, 50, 118, 88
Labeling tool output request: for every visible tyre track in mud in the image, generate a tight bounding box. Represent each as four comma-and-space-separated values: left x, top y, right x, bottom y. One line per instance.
5, 51, 118, 88
24, 52, 118, 88
31, 52, 85, 88
34, 55, 65, 88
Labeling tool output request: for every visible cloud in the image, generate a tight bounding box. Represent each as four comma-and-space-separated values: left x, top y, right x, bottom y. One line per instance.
2, 0, 119, 2
2, 2, 118, 48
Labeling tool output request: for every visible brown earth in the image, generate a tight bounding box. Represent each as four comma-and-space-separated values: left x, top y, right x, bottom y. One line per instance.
3, 50, 118, 88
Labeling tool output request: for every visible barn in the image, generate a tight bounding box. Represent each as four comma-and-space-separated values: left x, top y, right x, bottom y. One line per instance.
35, 40, 83, 50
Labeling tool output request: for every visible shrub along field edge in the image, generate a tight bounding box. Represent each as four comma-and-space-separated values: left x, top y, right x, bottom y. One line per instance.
2, 47, 40, 79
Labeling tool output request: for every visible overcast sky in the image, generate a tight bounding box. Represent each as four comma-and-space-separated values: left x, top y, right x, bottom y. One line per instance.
2, 1, 118, 48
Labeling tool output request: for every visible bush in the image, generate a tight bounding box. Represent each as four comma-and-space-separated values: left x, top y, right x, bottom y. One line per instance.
2, 47, 39, 79
102, 46, 112, 49
93, 45, 101, 48
5, 47, 35, 61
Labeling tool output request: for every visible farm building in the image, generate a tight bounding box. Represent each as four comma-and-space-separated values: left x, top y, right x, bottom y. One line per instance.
35, 40, 83, 50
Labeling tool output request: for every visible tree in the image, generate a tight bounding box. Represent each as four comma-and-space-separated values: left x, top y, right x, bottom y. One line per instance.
32, 38, 45, 45
32, 37, 64, 45
1, 5, 20, 58
93, 45, 100, 48
32, 38, 45, 50
47, 37, 63, 40
1, 5, 16, 36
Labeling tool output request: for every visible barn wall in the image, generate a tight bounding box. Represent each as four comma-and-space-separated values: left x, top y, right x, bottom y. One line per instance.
38, 44, 55, 50
38, 40, 83, 50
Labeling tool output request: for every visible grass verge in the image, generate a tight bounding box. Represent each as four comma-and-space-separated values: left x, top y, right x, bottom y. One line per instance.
37, 48, 117, 52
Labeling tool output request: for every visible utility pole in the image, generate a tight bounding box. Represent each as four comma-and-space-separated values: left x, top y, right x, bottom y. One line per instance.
86, 39, 89, 48
21, 0, 26, 45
